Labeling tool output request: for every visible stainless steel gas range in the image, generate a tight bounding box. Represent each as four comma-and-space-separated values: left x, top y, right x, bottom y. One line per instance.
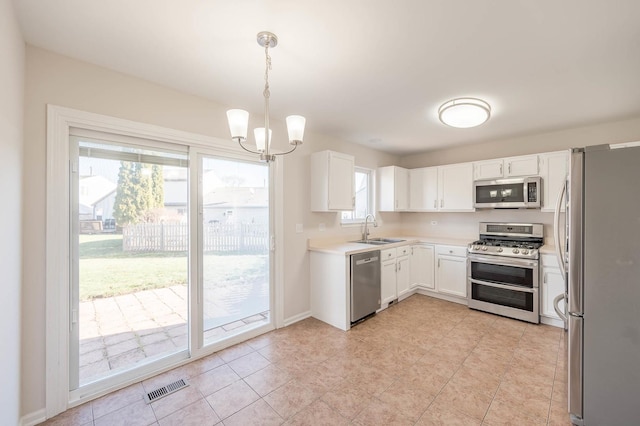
467, 222, 543, 323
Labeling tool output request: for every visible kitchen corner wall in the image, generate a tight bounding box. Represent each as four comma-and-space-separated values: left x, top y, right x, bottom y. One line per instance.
398, 116, 640, 241
21, 46, 401, 417
0, 0, 24, 424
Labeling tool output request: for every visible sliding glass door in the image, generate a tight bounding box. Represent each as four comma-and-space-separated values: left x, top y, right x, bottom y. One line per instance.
70, 136, 190, 390
199, 155, 271, 346
68, 132, 273, 395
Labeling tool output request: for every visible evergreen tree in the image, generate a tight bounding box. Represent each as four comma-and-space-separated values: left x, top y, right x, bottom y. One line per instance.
151, 165, 164, 208
113, 162, 165, 226
113, 161, 138, 225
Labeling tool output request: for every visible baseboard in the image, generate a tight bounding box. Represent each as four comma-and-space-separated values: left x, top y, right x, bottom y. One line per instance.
20, 408, 46, 426
415, 288, 468, 305
283, 310, 312, 327
541, 315, 565, 328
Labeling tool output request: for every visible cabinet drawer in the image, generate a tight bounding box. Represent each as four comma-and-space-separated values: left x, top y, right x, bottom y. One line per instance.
397, 246, 411, 257
381, 248, 397, 260
436, 245, 467, 257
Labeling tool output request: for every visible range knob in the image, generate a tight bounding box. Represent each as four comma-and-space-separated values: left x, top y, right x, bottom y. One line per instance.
522, 249, 529, 255
497, 247, 503, 253
513, 248, 520, 254
481, 246, 488, 251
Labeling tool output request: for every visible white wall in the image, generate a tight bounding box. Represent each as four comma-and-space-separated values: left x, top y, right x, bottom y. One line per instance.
21, 46, 400, 416
0, 0, 24, 424
398, 117, 640, 241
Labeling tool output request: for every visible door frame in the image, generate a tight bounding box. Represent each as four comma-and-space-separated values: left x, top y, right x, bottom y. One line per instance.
46, 105, 285, 417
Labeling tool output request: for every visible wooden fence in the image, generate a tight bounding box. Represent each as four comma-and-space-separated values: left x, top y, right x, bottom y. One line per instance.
122, 222, 269, 253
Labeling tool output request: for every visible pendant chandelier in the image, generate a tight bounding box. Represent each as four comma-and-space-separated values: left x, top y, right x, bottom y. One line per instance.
226, 31, 306, 162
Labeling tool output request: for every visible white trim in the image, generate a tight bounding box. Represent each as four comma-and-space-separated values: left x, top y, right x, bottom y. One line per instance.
19, 409, 47, 426
273, 159, 285, 328
45, 105, 285, 417
540, 315, 564, 328
283, 310, 312, 327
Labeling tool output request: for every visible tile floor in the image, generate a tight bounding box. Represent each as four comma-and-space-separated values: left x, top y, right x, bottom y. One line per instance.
42, 294, 571, 426
79, 284, 269, 384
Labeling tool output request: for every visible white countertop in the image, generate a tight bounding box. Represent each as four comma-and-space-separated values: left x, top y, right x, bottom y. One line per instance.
308, 235, 474, 255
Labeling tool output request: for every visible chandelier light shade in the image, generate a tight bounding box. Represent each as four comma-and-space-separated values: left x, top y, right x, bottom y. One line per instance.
226, 109, 250, 141
226, 31, 306, 162
254, 127, 272, 152
438, 98, 491, 128
286, 115, 306, 144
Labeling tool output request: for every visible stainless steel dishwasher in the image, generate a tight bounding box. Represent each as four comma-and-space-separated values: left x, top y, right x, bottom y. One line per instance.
350, 250, 381, 324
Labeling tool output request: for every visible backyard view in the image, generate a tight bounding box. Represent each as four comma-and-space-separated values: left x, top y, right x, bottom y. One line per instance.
74, 140, 270, 386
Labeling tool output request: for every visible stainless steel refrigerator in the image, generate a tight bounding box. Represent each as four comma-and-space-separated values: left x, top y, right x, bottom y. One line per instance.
561, 144, 640, 425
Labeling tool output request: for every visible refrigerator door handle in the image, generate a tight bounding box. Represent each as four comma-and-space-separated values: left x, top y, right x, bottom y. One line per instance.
553, 183, 567, 279
553, 293, 568, 322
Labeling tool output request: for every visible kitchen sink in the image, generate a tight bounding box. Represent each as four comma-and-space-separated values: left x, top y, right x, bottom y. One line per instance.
351, 238, 406, 245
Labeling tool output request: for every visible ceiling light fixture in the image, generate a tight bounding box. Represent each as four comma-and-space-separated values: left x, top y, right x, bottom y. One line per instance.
438, 98, 491, 128
226, 31, 306, 162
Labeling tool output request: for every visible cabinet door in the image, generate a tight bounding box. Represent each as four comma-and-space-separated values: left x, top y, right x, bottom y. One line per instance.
542, 266, 565, 319
424, 167, 439, 211
410, 245, 434, 289
328, 152, 355, 210
395, 167, 409, 211
540, 151, 569, 212
504, 154, 539, 177
473, 159, 504, 180
409, 168, 425, 211
438, 163, 474, 211
379, 166, 408, 211
436, 254, 467, 298
381, 259, 397, 304
396, 255, 411, 298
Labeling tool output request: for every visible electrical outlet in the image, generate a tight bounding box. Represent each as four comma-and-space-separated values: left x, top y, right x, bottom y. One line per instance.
431, 220, 438, 226
295, 224, 303, 233
319, 223, 326, 232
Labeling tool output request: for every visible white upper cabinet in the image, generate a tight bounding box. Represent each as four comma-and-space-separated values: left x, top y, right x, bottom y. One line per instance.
310, 150, 355, 212
409, 167, 438, 211
378, 166, 409, 211
473, 154, 539, 180
438, 163, 474, 212
409, 165, 471, 212
504, 154, 539, 177
473, 159, 504, 180
539, 150, 569, 212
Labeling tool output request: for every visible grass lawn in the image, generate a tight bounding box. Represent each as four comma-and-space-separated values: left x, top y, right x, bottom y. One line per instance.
79, 234, 267, 301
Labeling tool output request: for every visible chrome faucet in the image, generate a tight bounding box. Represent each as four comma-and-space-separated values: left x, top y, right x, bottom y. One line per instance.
362, 214, 378, 241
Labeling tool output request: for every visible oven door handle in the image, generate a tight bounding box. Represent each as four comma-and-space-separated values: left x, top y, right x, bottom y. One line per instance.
468, 255, 538, 269
469, 278, 535, 293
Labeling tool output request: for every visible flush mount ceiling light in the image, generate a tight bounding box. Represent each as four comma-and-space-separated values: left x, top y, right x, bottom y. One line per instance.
438, 98, 491, 128
226, 31, 306, 162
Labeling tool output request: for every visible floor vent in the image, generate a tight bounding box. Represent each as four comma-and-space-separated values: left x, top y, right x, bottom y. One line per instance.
144, 378, 189, 404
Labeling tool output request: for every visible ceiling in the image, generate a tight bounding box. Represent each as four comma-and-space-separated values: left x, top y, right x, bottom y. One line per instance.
13, 0, 640, 154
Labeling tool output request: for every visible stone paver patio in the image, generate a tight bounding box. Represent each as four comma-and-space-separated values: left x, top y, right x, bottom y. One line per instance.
79, 284, 268, 384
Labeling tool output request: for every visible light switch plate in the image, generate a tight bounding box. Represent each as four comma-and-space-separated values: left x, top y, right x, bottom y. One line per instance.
295, 224, 303, 233
319, 223, 326, 232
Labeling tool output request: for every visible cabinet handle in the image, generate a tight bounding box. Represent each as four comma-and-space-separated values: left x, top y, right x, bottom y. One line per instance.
398, 262, 401, 271
440, 199, 443, 208
544, 273, 547, 284
500, 164, 503, 175
508, 163, 512, 174
352, 196, 355, 207
438, 258, 441, 268
433, 200, 437, 209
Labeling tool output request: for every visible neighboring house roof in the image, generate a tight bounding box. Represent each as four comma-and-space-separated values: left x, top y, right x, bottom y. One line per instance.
79, 175, 116, 207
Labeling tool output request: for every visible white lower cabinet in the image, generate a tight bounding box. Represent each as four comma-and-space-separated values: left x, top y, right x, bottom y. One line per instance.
381, 256, 397, 305
435, 245, 467, 298
410, 244, 435, 289
541, 254, 565, 321
396, 255, 411, 299
380, 246, 411, 306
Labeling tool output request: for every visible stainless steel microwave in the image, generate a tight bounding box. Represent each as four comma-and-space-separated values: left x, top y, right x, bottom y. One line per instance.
473, 176, 541, 209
